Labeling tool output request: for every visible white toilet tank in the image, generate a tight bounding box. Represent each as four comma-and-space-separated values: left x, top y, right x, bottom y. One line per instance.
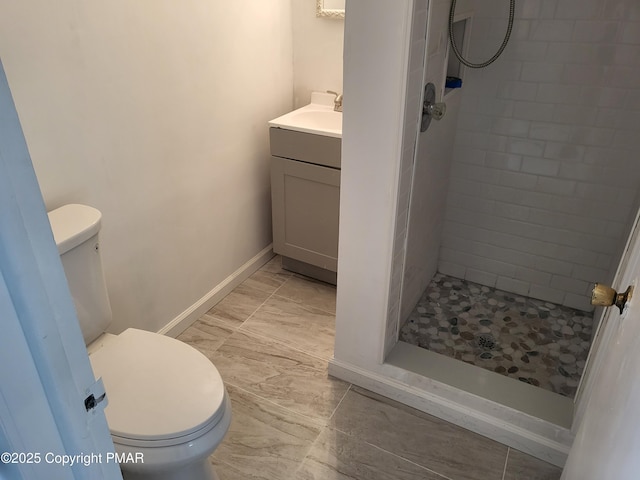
48, 204, 112, 345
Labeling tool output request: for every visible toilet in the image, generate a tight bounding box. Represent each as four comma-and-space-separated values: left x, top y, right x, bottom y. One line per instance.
48, 204, 231, 480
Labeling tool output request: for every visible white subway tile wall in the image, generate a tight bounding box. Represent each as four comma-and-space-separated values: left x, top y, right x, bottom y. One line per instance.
439, 0, 640, 312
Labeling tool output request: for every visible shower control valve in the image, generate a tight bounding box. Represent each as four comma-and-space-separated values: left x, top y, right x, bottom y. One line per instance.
421, 82, 446, 132
425, 101, 446, 120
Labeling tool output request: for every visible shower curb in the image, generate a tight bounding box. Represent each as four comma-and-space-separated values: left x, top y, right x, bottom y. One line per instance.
329, 354, 573, 468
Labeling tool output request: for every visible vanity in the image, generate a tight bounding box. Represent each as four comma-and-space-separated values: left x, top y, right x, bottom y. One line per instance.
268, 92, 342, 284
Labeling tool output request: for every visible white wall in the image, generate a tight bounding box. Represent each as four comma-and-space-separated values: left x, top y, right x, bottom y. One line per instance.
440, 0, 640, 311
292, 0, 344, 107
335, 0, 411, 367
0, 1, 293, 334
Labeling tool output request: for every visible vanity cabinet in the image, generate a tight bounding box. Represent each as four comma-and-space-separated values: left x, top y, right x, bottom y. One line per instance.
269, 127, 341, 284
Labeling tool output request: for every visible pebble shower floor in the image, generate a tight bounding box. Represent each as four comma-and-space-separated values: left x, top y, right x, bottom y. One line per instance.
399, 273, 594, 397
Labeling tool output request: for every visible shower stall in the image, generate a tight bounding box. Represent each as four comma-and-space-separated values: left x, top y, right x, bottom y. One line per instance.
332, 0, 640, 466
397, 0, 640, 400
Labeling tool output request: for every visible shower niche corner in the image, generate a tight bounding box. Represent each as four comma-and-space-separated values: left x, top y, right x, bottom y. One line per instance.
445, 11, 473, 97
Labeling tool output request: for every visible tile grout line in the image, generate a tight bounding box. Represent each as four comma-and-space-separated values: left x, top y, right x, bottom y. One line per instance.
271, 292, 337, 316
267, 271, 291, 297
224, 383, 329, 428
212, 380, 325, 480
327, 383, 353, 420
291, 416, 331, 478
250, 262, 338, 315
206, 322, 343, 427
271, 266, 337, 316
194, 327, 346, 429
233, 275, 286, 329
198, 273, 338, 366
233, 260, 297, 324
330, 424, 454, 480
248, 277, 337, 317
236, 320, 336, 364
211, 273, 349, 430
235, 273, 338, 364
501, 447, 511, 480
363, 440, 454, 480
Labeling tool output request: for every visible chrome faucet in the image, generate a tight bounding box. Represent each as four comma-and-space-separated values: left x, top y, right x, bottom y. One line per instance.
327, 90, 343, 112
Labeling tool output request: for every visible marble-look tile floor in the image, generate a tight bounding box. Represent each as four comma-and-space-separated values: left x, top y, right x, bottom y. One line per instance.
400, 273, 593, 398
178, 256, 562, 480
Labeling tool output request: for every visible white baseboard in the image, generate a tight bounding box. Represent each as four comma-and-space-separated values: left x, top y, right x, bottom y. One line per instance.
328, 357, 572, 468
158, 245, 274, 338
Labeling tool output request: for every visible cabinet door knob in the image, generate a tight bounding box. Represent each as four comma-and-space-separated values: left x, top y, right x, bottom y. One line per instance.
591, 283, 633, 314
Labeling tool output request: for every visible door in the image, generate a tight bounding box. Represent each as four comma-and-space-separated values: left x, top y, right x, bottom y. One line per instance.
561, 208, 640, 479
0, 58, 121, 479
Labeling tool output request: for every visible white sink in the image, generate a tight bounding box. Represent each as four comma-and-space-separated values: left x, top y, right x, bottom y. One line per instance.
268, 92, 342, 138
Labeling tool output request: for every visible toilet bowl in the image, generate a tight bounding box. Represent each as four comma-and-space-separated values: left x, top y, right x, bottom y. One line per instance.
89, 329, 231, 480
48, 204, 231, 480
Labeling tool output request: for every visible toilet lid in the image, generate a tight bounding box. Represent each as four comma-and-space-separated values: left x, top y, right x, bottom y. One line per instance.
89, 328, 226, 442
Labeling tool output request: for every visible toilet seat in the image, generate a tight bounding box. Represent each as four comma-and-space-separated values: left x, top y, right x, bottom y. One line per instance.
89, 328, 227, 447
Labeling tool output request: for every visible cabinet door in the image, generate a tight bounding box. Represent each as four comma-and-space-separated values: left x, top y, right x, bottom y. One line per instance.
271, 157, 340, 272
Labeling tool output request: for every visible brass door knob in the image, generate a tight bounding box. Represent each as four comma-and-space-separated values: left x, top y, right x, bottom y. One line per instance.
591, 283, 633, 314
